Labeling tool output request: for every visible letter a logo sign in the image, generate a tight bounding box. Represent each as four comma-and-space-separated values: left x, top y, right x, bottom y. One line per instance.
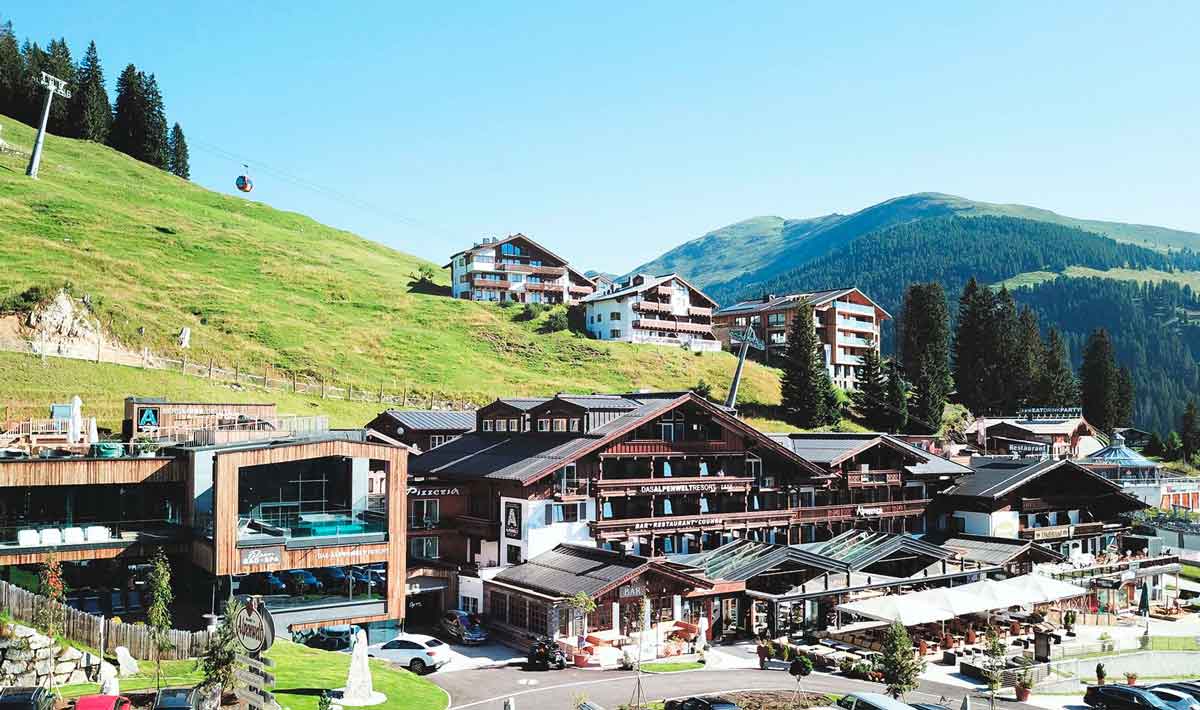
138, 407, 160, 430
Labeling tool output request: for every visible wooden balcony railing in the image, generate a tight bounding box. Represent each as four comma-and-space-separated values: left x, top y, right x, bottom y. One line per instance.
1019, 521, 1106, 541
688, 306, 713, 317
568, 284, 594, 294
471, 277, 511, 289
531, 265, 567, 276
600, 439, 740, 456
495, 263, 534, 273
633, 300, 672, 314
590, 499, 931, 536
845, 469, 902, 487
632, 319, 713, 335
524, 283, 563, 293
594, 476, 755, 497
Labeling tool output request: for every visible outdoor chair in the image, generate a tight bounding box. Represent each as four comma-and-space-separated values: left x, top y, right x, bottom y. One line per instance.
39, 528, 63, 545
17, 529, 40, 546
63, 527, 85, 544
85, 525, 110, 541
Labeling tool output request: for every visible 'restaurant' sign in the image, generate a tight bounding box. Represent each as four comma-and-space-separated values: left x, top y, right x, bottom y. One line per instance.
240, 546, 283, 567
633, 516, 723, 531
234, 596, 276, 655
855, 506, 884, 517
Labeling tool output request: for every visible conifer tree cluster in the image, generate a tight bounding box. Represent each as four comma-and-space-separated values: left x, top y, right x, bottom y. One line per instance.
953, 278, 1077, 415
897, 282, 952, 434
780, 303, 840, 428
1079, 329, 1134, 434
0, 15, 189, 178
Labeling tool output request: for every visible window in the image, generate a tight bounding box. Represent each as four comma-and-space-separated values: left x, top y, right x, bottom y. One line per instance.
610, 329, 621, 338
510, 597, 528, 629
495, 419, 508, 432
610, 312, 621, 321
367, 478, 375, 493
746, 455, 763, 483
509, 418, 519, 432
506, 544, 522, 565
537, 419, 550, 432
510, 273, 524, 283
428, 434, 458, 449
490, 590, 509, 622
529, 602, 547, 634
483, 419, 494, 432
409, 535, 440, 559
558, 463, 583, 495
528, 275, 541, 284
735, 317, 747, 326
409, 499, 440, 528
553, 418, 567, 432
768, 313, 786, 326
546, 502, 585, 524
530, 259, 542, 267
568, 418, 581, 432
461, 596, 479, 614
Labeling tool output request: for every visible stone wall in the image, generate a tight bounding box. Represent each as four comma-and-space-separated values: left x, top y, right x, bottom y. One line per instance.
0, 622, 100, 688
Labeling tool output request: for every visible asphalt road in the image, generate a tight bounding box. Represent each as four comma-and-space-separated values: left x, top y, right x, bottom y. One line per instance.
431, 665, 1046, 710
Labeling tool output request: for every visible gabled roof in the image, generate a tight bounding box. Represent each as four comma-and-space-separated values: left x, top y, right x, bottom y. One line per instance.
798, 529, 953, 570
714, 288, 891, 319
922, 533, 1065, 566
579, 273, 718, 308
492, 544, 712, 599
944, 458, 1136, 500
448, 232, 573, 265
410, 391, 824, 484
766, 432, 971, 477
375, 410, 476, 432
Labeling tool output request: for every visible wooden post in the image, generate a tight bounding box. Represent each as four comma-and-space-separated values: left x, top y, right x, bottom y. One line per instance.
96, 333, 102, 363
293, 372, 298, 393
348, 383, 354, 401
208, 358, 214, 379
379, 382, 384, 403
402, 382, 409, 408
321, 378, 326, 398
235, 362, 240, 383
182, 355, 187, 374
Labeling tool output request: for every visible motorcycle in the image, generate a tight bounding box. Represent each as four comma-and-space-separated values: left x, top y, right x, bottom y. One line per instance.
526, 635, 567, 670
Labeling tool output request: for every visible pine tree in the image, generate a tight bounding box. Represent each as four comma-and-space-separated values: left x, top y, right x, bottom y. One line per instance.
167, 122, 190, 179
199, 597, 243, 696
69, 41, 111, 141
898, 283, 951, 433
885, 364, 909, 434
1013, 307, 1042, 409
109, 63, 144, 156
989, 287, 1021, 412
1181, 401, 1198, 463
881, 620, 924, 700
141, 73, 169, 169
1115, 366, 1135, 429
1144, 432, 1165, 458
780, 304, 832, 428
952, 277, 994, 415
852, 347, 890, 431
1165, 431, 1183, 461
0, 20, 20, 114
1080, 329, 1120, 433
1038, 327, 1077, 407
18, 40, 47, 126
42, 38, 74, 134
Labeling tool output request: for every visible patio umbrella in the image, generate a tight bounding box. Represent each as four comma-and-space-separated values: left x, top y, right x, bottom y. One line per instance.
1139, 584, 1151, 616
960, 695, 971, 710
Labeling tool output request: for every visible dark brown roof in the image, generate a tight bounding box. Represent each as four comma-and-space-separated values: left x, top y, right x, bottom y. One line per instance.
492, 544, 712, 598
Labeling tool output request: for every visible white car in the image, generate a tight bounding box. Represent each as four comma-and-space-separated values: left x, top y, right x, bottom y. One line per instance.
368, 633, 450, 674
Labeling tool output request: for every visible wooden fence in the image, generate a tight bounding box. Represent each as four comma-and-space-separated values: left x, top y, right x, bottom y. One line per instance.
0, 581, 213, 660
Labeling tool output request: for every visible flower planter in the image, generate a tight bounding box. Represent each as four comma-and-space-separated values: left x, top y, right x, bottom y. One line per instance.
1126, 675, 1138, 686
1016, 686, 1031, 702
574, 654, 590, 667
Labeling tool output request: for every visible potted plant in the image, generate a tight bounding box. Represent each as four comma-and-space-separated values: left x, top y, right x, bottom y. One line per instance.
1064, 610, 1077, 637
1096, 662, 1107, 685
1126, 672, 1138, 686
1099, 632, 1114, 653
966, 627, 977, 645
1016, 670, 1033, 702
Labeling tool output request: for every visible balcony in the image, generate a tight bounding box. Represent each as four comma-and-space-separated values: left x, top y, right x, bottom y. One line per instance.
495, 263, 534, 273
835, 301, 878, 317
601, 439, 741, 456
466, 260, 499, 272
471, 277, 511, 289
633, 300, 673, 315
237, 510, 387, 550
632, 318, 714, 336
1019, 521, 1106, 541
688, 306, 713, 317
568, 284, 594, 295
836, 334, 875, 349
845, 469, 903, 487
524, 283, 564, 293
792, 498, 930, 523
655, 285, 674, 297
839, 354, 865, 366
836, 317, 876, 334
589, 499, 931, 537
0, 519, 188, 562
594, 476, 756, 497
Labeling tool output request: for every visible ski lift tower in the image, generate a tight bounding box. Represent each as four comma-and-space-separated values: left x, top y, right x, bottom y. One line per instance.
26, 71, 72, 179
724, 327, 765, 409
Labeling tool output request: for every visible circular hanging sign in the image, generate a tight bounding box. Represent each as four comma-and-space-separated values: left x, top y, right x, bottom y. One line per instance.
234, 596, 276, 655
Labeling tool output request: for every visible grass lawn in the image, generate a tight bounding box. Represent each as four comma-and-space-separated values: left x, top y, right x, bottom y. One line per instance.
1181, 564, 1200, 582
640, 661, 704, 673
0, 114, 785, 419
57, 640, 447, 710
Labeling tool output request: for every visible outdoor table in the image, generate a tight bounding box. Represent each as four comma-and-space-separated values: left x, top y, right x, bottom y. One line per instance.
833, 642, 856, 652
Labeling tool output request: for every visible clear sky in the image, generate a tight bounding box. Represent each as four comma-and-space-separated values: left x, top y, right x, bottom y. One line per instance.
5, 2, 1198, 273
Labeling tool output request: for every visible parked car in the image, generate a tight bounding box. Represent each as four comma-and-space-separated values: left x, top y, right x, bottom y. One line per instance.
1146, 689, 1200, 710
305, 624, 355, 651
1154, 686, 1200, 704
664, 698, 741, 710
910, 704, 953, 710
1086, 685, 1176, 710
312, 566, 351, 590
836, 693, 917, 710
368, 633, 449, 674
349, 567, 381, 592
75, 696, 133, 710
282, 569, 325, 594
0, 687, 53, 710
153, 687, 199, 710
238, 572, 287, 595
440, 610, 488, 644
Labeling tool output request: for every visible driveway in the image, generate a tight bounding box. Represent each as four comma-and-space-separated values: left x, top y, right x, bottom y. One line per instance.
431, 665, 1051, 710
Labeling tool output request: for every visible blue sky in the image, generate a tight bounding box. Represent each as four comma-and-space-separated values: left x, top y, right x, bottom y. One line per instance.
5, 2, 1198, 273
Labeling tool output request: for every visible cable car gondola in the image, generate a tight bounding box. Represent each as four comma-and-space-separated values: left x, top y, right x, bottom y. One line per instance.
235, 164, 254, 193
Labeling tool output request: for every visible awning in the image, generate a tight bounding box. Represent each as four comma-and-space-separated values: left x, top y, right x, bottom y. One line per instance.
836, 593, 956, 626
835, 575, 1090, 626
406, 576, 449, 594
994, 575, 1090, 604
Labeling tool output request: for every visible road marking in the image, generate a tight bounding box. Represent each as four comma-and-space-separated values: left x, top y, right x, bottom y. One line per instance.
448, 674, 795, 710
516, 679, 540, 686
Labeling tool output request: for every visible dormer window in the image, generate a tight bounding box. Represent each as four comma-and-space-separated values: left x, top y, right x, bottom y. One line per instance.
538, 419, 550, 432
553, 418, 567, 432
483, 419, 494, 432
569, 418, 581, 432
496, 419, 508, 433
509, 418, 519, 432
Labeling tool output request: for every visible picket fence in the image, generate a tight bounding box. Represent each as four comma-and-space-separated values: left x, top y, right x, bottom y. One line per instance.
0, 581, 213, 660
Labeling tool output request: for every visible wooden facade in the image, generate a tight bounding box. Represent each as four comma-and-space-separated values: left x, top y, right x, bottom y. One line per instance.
201, 438, 408, 624
0, 456, 183, 486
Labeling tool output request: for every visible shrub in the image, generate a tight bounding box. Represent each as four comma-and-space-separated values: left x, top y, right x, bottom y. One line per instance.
543, 310, 569, 333
518, 303, 546, 321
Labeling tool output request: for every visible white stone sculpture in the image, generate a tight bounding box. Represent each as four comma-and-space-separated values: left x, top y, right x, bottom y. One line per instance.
99, 661, 120, 695
335, 629, 386, 706
114, 646, 139, 676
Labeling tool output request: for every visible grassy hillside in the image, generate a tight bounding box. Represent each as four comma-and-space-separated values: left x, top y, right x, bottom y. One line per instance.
632, 192, 1200, 305
997, 266, 1200, 291
0, 114, 782, 408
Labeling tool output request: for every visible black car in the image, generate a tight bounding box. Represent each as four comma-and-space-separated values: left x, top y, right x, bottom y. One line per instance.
153, 687, 199, 710
911, 704, 953, 710
1155, 686, 1200, 703
312, 566, 351, 589
664, 698, 741, 710
1086, 685, 1175, 710
1146, 689, 1200, 710
305, 634, 352, 651
0, 687, 54, 710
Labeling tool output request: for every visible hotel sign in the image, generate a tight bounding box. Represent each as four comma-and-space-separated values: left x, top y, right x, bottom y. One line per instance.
855, 506, 884, 517
314, 547, 378, 563
633, 516, 723, 531
638, 483, 719, 494
239, 546, 283, 567
505, 502, 523, 540
234, 597, 276, 655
